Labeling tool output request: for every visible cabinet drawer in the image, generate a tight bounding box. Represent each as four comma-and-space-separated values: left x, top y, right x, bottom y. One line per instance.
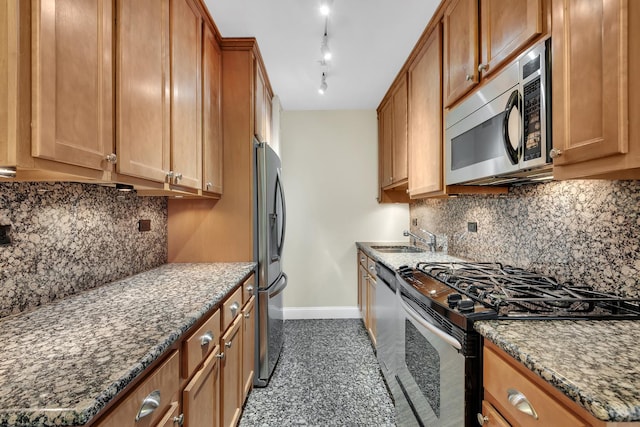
480, 400, 511, 427
182, 308, 220, 379
222, 286, 243, 331
484, 345, 588, 427
358, 250, 368, 269
242, 274, 256, 305
96, 351, 179, 427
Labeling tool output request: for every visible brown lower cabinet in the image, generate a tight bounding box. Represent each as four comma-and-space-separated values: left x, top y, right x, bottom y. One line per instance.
94, 273, 255, 427
357, 250, 377, 347
482, 340, 625, 427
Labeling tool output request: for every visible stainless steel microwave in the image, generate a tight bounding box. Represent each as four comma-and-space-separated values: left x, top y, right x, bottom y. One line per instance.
445, 38, 552, 186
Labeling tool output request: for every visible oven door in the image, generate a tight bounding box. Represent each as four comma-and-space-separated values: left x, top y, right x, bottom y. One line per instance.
396, 292, 465, 427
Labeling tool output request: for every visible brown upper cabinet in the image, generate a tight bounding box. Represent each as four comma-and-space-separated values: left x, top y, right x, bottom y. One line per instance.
408, 24, 444, 198
169, 0, 203, 190
377, 75, 408, 191
255, 61, 273, 143
551, 0, 640, 180
2, 0, 223, 196
202, 20, 223, 196
31, 0, 114, 173
116, 0, 171, 184
443, 0, 545, 108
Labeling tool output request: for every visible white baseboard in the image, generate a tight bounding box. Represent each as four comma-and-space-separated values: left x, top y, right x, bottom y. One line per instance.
284, 306, 360, 320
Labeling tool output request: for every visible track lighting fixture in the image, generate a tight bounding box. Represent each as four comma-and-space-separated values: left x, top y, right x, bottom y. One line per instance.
318, 73, 328, 95
320, 20, 331, 61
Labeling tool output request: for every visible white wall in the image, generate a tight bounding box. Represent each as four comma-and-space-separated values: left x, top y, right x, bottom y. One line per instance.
280, 110, 409, 319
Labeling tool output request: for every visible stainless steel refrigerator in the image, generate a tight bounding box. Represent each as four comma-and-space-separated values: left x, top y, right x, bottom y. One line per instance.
254, 139, 287, 387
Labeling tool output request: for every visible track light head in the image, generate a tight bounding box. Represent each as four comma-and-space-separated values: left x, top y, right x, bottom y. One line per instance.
318, 73, 328, 95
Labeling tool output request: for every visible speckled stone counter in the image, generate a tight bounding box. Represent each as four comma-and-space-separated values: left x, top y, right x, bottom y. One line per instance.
0, 262, 255, 427
475, 320, 640, 423
356, 241, 464, 269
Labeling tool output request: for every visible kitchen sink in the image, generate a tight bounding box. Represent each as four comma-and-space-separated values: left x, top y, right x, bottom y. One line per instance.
370, 245, 425, 253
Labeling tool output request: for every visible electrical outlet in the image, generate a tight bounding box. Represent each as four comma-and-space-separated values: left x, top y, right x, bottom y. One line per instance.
138, 219, 151, 232
0, 224, 11, 245
467, 222, 478, 233
412, 218, 418, 226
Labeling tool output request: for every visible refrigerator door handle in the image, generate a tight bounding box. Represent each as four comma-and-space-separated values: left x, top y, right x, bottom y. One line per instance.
275, 169, 286, 259
269, 273, 288, 298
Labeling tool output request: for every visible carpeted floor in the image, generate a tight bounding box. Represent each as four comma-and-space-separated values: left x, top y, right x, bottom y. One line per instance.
239, 319, 396, 427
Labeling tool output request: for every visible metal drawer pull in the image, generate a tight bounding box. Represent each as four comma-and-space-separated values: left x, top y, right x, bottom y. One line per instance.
216, 352, 225, 360
135, 390, 161, 421
200, 331, 213, 347
246, 285, 254, 293
230, 302, 240, 317
225, 340, 233, 349
173, 414, 184, 426
244, 312, 250, 319
507, 388, 539, 419
476, 413, 489, 425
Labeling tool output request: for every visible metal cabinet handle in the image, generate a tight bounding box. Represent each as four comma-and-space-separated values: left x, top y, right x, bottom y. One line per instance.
360, 257, 365, 262
205, 181, 212, 190
477, 414, 489, 425
465, 74, 473, 81
507, 388, 539, 419
549, 148, 563, 159
476, 413, 489, 425
173, 414, 184, 426
230, 301, 240, 317
225, 340, 233, 349
135, 390, 161, 421
216, 352, 225, 360
200, 331, 213, 347
105, 153, 117, 163
478, 63, 488, 73
246, 285, 254, 293
174, 173, 183, 182
166, 171, 174, 181
244, 312, 250, 319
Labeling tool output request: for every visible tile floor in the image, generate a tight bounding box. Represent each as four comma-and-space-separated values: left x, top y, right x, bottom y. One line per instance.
239, 319, 397, 426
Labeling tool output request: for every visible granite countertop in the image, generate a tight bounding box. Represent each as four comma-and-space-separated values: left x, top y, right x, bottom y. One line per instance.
475, 320, 640, 423
356, 241, 464, 269
0, 262, 256, 427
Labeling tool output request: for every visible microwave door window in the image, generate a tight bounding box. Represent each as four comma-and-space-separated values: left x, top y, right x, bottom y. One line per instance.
450, 113, 507, 171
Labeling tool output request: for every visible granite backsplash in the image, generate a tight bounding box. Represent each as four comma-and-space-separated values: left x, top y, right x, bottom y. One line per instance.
410, 180, 640, 297
0, 182, 167, 318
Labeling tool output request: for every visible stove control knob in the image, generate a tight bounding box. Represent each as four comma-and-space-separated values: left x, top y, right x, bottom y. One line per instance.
457, 299, 475, 313
447, 293, 462, 308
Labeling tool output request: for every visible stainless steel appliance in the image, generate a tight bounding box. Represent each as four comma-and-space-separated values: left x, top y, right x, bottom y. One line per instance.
445, 38, 551, 186
375, 262, 398, 386
254, 140, 287, 387
394, 262, 640, 426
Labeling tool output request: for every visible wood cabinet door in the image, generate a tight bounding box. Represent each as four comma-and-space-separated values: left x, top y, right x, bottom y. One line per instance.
359, 264, 368, 325
116, 0, 170, 182
170, 0, 202, 190
479, 400, 510, 427
391, 76, 408, 184
183, 348, 220, 427
551, 0, 628, 166
443, 0, 479, 107
480, 0, 543, 77
378, 100, 394, 188
32, 0, 113, 171
241, 296, 255, 401
220, 316, 242, 427
255, 62, 267, 142
408, 25, 445, 198
367, 275, 377, 347
202, 22, 223, 195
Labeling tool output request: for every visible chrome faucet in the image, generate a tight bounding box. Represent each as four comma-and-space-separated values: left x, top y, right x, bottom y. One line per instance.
404, 229, 437, 252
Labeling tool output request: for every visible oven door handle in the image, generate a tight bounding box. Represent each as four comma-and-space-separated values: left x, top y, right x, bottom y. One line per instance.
399, 297, 462, 351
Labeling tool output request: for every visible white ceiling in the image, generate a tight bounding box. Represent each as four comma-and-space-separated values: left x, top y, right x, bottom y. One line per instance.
205, 0, 440, 111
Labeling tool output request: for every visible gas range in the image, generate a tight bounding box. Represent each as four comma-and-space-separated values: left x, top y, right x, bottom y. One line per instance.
396, 261, 640, 331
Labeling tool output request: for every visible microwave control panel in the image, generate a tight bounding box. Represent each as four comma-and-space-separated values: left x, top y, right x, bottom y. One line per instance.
522, 55, 542, 162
